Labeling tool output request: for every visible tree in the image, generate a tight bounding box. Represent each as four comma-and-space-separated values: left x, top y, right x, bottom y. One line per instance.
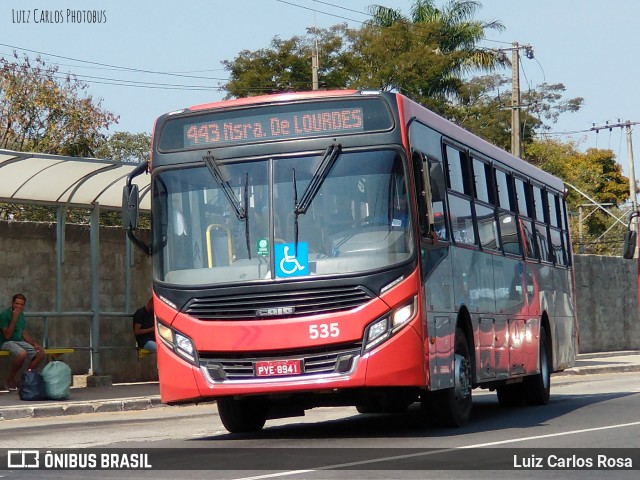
223, 25, 355, 98
223, 1, 505, 104
0, 52, 118, 156
525, 139, 629, 255
447, 75, 583, 151
363, 0, 506, 107
94, 131, 151, 164
0, 53, 120, 223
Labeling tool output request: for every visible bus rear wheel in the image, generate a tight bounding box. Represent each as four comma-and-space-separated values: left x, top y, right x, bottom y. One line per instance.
524, 327, 551, 405
217, 396, 269, 433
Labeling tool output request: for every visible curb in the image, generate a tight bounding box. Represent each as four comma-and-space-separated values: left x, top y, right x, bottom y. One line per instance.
2, 360, 638, 420
555, 364, 640, 376
0, 396, 163, 421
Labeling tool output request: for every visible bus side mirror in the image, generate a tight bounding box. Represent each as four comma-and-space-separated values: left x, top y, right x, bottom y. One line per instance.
122, 184, 140, 231
622, 230, 637, 259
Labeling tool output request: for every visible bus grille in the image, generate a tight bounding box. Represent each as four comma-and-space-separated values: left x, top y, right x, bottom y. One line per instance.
199, 343, 362, 381
185, 286, 373, 320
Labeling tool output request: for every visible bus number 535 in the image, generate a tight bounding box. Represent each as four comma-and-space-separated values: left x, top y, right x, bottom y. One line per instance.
309, 323, 340, 340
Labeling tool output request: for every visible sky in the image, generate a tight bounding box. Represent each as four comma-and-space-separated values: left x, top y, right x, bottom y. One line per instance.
2, 0, 640, 174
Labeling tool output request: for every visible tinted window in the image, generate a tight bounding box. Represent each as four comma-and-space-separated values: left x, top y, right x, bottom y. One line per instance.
445, 145, 465, 193
533, 186, 545, 221
514, 178, 529, 217
495, 169, 512, 211
448, 194, 475, 245
499, 212, 521, 255
476, 203, 499, 250
472, 157, 491, 204
548, 192, 559, 228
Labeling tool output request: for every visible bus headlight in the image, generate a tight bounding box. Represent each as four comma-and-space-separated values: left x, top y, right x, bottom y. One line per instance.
156, 319, 197, 365
175, 332, 195, 362
363, 296, 417, 352
157, 322, 173, 344
365, 318, 390, 351
392, 299, 416, 329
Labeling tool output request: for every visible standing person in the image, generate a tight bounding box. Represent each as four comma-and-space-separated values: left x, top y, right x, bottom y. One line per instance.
133, 297, 156, 352
0, 293, 45, 391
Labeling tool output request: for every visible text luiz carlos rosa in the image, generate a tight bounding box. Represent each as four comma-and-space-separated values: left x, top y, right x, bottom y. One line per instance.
513, 453, 633, 469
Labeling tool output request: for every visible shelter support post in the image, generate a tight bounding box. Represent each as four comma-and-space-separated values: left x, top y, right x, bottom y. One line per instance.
89, 203, 101, 375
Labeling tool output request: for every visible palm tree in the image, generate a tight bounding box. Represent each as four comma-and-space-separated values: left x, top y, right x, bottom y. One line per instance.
366, 0, 506, 102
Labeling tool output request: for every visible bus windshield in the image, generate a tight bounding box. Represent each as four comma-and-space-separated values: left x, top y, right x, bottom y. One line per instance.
152, 148, 414, 285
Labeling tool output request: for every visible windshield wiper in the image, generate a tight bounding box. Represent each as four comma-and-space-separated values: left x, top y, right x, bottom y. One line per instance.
292, 143, 341, 252
204, 152, 252, 259
242, 172, 251, 260
203, 152, 246, 220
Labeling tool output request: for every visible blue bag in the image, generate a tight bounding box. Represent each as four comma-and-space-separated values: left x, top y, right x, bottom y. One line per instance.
19, 370, 47, 401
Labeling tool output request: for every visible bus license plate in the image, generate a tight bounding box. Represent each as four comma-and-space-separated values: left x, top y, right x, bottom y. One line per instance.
255, 359, 302, 377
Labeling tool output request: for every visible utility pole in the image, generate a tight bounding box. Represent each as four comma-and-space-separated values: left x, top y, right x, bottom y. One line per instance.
495, 43, 533, 158
311, 41, 319, 91
511, 42, 521, 158
627, 123, 636, 216
591, 120, 640, 231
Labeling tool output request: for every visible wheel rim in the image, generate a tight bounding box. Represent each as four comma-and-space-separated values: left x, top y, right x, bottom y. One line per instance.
454, 352, 472, 401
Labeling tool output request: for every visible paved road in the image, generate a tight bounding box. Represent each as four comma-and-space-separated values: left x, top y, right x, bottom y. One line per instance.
2, 371, 639, 479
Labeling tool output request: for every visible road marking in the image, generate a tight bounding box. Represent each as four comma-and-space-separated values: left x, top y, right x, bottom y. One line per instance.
232, 420, 640, 480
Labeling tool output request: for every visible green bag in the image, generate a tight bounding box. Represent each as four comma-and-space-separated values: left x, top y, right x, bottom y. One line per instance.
42, 361, 72, 400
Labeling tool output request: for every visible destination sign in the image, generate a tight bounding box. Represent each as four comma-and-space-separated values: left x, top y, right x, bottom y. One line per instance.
157, 97, 394, 151
184, 107, 364, 147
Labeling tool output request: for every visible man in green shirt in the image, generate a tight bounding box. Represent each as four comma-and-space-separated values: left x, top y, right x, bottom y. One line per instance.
0, 293, 45, 391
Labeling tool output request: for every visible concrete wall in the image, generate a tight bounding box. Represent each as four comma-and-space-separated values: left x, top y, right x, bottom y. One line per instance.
574, 255, 640, 352
0, 221, 638, 382
0, 220, 155, 383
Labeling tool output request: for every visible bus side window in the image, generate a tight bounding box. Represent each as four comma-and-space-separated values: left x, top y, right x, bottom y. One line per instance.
428, 158, 449, 241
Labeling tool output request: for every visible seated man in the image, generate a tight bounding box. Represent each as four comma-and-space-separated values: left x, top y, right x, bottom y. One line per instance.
0, 293, 45, 391
133, 298, 156, 353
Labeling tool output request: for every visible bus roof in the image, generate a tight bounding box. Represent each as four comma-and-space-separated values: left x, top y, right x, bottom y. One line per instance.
161, 89, 565, 193
399, 93, 566, 192
186, 90, 360, 113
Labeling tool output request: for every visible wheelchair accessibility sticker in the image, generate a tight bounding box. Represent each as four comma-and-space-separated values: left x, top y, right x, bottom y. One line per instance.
275, 242, 309, 278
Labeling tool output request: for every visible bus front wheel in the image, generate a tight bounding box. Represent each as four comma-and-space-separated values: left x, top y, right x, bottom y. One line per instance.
217, 396, 269, 433
423, 327, 473, 427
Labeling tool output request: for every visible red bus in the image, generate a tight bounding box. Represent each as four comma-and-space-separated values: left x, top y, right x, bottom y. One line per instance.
123, 90, 578, 433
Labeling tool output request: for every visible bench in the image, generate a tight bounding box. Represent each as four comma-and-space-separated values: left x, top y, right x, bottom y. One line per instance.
0, 348, 75, 361
137, 348, 153, 359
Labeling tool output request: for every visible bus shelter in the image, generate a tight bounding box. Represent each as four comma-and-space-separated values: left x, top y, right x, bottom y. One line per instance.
0, 148, 151, 375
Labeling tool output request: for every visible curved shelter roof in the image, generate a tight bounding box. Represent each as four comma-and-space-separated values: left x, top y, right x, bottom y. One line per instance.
0, 148, 150, 210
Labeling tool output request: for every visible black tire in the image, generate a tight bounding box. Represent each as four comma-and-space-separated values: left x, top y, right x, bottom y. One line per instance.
217, 397, 269, 433
496, 382, 525, 407
524, 327, 551, 405
424, 327, 473, 427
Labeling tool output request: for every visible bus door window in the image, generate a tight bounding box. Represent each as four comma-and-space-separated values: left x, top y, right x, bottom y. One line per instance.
414, 152, 450, 279
429, 159, 448, 241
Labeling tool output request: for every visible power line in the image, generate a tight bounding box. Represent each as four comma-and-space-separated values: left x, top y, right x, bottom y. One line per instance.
0, 42, 228, 81
274, 0, 366, 24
